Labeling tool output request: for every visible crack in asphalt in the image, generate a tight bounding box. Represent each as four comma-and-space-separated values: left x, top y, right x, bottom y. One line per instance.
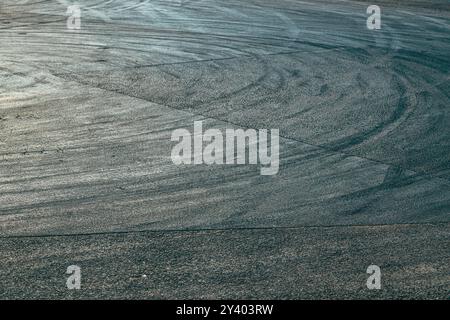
2, 220, 449, 239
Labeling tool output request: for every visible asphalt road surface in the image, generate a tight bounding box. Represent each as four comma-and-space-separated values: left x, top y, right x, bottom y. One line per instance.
0, 0, 449, 299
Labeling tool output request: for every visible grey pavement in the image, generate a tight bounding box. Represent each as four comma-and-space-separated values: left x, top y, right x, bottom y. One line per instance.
0, 0, 449, 299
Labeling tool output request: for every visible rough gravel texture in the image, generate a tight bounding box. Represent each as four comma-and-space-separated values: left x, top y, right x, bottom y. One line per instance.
0, 0, 449, 299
